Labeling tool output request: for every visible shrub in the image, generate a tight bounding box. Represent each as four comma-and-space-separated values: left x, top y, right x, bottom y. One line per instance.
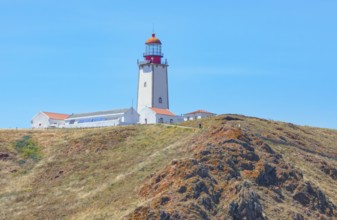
14, 136, 42, 161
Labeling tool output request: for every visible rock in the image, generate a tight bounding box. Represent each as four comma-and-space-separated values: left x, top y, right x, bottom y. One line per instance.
293, 213, 304, 220
222, 116, 242, 121
285, 183, 298, 193
201, 149, 211, 155
256, 162, 278, 186
160, 196, 170, 205
227, 186, 265, 220
241, 151, 259, 161
211, 189, 222, 204
0, 152, 10, 160
199, 196, 213, 211
294, 192, 310, 206
196, 165, 209, 178
321, 165, 337, 180
241, 142, 255, 152
189, 203, 210, 220
178, 186, 187, 194
159, 211, 170, 220
193, 180, 208, 199
239, 162, 254, 170
261, 143, 276, 154
293, 182, 337, 216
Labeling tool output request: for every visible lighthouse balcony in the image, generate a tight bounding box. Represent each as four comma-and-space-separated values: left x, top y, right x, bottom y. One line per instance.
138, 59, 168, 65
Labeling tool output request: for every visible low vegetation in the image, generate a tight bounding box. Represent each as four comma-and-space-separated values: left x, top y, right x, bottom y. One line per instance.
13, 135, 41, 161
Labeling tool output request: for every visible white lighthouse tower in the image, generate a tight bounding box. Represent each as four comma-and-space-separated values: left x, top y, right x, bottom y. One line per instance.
137, 33, 177, 124
137, 33, 169, 112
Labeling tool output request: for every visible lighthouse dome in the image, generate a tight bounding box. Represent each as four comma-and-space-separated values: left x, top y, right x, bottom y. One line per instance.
145, 33, 162, 44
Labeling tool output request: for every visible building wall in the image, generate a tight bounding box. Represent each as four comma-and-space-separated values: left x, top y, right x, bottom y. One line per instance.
137, 63, 168, 112
152, 64, 169, 109
139, 107, 157, 124
31, 112, 66, 128
139, 107, 181, 124
137, 64, 153, 112
124, 108, 140, 124
155, 114, 180, 124
64, 108, 139, 128
65, 118, 122, 128
49, 119, 66, 128
183, 113, 215, 121
31, 112, 50, 128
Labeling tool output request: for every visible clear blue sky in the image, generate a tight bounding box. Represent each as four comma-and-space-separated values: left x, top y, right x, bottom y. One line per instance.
1, 1, 336, 129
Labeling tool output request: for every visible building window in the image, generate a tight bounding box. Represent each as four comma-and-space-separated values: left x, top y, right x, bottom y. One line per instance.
170, 119, 173, 124
159, 97, 162, 104
159, 118, 164, 123
144, 82, 147, 87
145, 118, 148, 124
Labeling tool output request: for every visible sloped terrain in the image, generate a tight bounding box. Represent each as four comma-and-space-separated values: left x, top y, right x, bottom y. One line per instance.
127, 115, 337, 220
1, 115, 337, 220
0, 125, 195, 219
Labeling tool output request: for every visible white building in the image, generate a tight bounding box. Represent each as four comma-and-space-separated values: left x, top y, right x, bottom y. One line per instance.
183, 110, 216, 121
139, 107, 180, 124
64, 108, 139, 128
137, 33, 177, 124
31, 112, 69, 129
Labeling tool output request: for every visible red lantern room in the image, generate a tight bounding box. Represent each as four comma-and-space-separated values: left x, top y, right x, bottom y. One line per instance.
144, 33, 163, 64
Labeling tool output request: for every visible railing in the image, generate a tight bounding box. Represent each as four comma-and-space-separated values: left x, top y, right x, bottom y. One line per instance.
143, 52, 164, 57
138, 60, 150, 65
162, 59, 168, 65
138, 59, 168, 65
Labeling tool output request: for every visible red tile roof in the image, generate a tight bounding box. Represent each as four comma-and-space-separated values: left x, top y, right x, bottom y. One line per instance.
150, 108, 175, 116
184, 110, 214, 115
43, 112, 69, 120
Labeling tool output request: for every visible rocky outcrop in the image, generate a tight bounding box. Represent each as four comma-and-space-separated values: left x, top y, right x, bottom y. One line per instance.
321, 164, 337, 180
227, 181, 265, 220
126, 124, 337, 219
293, 182, 336, 216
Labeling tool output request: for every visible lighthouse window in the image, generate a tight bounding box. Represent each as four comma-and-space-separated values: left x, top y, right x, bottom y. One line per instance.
144, 82, 147, 87
146, 44, 162, 56
159, 97, 163, 103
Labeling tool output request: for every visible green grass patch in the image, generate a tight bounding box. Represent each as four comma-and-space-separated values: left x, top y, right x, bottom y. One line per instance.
13, 135, 42, 161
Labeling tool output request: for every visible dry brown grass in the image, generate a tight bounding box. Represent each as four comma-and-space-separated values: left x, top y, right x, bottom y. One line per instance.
0, 125, 197, 220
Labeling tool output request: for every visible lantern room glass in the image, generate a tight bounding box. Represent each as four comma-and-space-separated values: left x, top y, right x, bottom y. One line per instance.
145, 44, 162, 56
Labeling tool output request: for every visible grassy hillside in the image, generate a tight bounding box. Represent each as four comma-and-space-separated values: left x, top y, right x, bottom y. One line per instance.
1, 115, 337, 219
0, 125, 196, 219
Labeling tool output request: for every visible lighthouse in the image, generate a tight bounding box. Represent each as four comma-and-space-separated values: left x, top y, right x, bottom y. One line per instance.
137, 33, 169, 113
137, 33, 177, 124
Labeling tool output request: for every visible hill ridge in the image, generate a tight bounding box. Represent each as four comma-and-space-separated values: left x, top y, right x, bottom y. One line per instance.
0, 115, 337, 219
126, 115, 337, 219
